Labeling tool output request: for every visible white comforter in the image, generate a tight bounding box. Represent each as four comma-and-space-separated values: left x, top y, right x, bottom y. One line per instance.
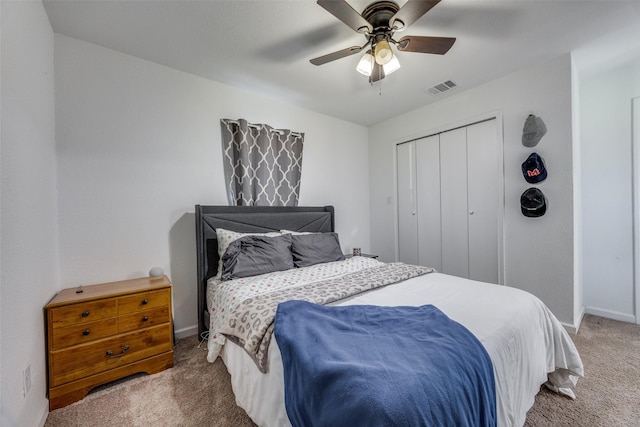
212, 259, 583, 427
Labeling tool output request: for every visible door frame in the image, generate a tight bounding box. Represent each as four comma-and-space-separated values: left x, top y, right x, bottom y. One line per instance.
632, 97, 640, 324
393, 110, 505, 285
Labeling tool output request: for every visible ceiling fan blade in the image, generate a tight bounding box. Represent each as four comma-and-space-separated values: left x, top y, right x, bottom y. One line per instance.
390, 0, 440, 30
396, 36, 456, 55
317, 0, 372, 33
370, 63, 385, 83
310, 45, 364, 66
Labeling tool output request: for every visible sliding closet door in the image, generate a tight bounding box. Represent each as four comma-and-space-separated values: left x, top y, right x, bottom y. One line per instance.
467, 120, 499, 284
439, 127, 469, 278
396, 118, 501, 282
416, 135, 442, 270
397, 142, 419, 265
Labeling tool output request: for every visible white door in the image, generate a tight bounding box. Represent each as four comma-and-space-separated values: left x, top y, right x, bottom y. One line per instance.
396, 142, 419, 265
416, 135, 442, 270
440, 127, 470, 279
467, 119, 499, 284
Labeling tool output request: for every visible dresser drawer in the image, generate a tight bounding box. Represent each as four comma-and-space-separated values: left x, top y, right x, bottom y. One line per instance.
118, 289, 170, 314
50, 299, 117, 328
50, 323, 172, 387
51, 317, 118, 350
119, 306, 170, 333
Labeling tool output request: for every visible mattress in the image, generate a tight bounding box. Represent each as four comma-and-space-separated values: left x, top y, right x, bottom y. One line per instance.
210, 260, 583, 427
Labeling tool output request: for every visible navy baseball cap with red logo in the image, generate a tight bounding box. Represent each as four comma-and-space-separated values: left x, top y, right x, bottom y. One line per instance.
521, 153, 547, 183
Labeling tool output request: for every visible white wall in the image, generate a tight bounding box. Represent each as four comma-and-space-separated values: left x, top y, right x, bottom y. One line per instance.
369, 55, 579, 327
580, 57, 640, 323
1, 2, 58, 426
54, 35, 370, 338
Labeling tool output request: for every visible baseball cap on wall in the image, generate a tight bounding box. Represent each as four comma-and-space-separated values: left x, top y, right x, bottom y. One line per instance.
520, 187, 547, 217
521, 152, 547, 183
522, 114, 547, 147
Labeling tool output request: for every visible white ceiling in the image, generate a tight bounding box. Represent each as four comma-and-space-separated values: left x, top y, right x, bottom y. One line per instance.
43, 0, 640, 127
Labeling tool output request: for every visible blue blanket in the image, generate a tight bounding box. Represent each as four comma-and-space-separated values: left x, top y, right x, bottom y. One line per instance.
274, 301, 496, 427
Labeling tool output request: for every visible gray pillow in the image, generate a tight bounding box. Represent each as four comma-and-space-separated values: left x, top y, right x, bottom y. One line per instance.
291, 233, 345, 268
221, 234, 294, 281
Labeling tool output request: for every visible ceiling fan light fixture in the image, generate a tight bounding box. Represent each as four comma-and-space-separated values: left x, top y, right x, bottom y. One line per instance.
356, 50, 374, 76
383, 55, 401, 75
374, 39, 393, 65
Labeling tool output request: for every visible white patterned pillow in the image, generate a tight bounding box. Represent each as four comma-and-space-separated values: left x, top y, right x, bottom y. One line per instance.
215, 228, 282, 278
280, 229, 314, 235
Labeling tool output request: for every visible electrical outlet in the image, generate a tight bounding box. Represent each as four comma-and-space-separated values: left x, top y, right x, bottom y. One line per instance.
23, 364, 31, 396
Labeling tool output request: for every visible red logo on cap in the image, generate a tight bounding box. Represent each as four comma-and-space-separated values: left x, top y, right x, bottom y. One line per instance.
527, 168, 540, 177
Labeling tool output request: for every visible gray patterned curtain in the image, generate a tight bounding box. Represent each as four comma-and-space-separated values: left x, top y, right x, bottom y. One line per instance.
220, 119, 304, 206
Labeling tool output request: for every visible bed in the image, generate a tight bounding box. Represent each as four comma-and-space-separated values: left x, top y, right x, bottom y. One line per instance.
195, 205, 584, 427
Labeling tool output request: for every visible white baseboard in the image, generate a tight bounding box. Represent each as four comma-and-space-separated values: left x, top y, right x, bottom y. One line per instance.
174, 324, 198, 339
585, 306, 636, 324
561, 322, 578, 335
38, 401, 49, 427
561, 306, 586, 334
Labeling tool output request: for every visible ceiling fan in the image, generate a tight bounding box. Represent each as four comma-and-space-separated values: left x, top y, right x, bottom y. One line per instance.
310, 0, 455, 83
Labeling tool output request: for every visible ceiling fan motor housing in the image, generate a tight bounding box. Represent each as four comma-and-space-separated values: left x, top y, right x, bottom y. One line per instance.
362, 1, 401, 30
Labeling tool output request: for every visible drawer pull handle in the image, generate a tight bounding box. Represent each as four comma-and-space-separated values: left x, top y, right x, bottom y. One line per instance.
106, 345, 130, 358
142, 316, 149, 322
81, 311, 90, 318
82, 329, 90, 336
141, 299, 148, 305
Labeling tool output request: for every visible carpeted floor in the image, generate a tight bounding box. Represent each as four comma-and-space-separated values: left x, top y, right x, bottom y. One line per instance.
524, 315, 640, 426
45, 314, 639, 426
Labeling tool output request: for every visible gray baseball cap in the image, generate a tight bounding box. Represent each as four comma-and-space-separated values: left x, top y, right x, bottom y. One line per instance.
522, 115, 547, 147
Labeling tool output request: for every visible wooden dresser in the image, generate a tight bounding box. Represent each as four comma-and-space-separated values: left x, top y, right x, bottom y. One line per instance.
45, 275, 174, 410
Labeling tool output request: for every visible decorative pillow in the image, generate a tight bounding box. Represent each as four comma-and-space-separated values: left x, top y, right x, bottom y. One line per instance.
291, 232, 345, 268
215, 228, 281, 278
221, 234, 294, 281
280, 229, 313, 235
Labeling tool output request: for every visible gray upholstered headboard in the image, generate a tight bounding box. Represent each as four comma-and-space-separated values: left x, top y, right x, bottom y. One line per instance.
195, 205, 335, 336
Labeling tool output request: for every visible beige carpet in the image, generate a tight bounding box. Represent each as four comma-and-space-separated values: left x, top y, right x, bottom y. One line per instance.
45, 314, 639, 426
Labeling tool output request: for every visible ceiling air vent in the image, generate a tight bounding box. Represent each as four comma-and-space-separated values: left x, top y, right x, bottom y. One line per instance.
425, 80, 458, 96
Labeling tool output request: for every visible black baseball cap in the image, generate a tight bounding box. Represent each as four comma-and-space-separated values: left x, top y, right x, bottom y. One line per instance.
520, 187, 547, 217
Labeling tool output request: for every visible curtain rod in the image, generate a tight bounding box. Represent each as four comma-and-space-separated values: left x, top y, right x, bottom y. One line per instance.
223, 119, 303, 138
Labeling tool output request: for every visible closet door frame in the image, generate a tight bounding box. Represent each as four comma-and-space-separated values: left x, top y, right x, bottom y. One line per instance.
392, 110, 505, 285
